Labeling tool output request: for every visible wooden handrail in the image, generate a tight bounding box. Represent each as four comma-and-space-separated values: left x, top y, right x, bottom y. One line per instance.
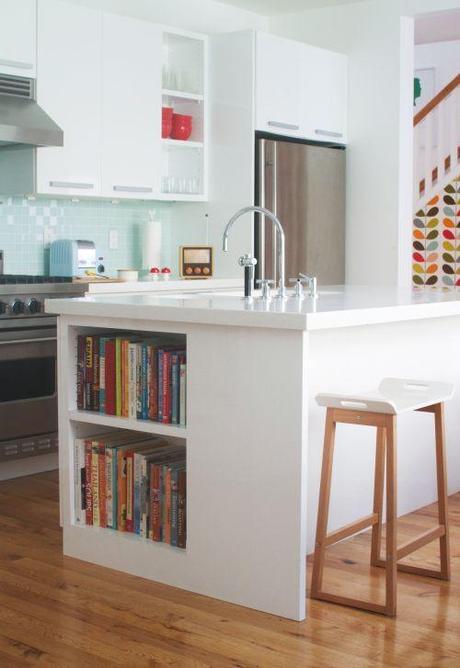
414, 73, 460, 126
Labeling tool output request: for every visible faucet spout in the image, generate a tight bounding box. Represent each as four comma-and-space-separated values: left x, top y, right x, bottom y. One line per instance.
221, 205, 286, 298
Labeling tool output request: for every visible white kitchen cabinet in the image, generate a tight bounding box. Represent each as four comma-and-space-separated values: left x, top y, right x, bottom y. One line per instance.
0, 0, 36, 77
255, 32, 303, 137
101, 14, 162, 199
36, 0, 102, 197
254, 31, 347, 144
300, 45, 347, 144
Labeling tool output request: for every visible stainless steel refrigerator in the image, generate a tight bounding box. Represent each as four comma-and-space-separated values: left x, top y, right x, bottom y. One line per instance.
255, 136, 346, 285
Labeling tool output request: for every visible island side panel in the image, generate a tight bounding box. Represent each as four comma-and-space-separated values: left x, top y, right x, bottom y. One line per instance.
58, 315, 308, 621
187, 323, 308, 621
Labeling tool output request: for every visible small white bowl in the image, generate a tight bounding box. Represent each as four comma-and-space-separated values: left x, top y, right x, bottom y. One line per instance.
117, 269, 138, 282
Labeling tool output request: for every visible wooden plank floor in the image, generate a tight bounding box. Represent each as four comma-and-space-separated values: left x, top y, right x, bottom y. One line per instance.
0, 471, 458, 667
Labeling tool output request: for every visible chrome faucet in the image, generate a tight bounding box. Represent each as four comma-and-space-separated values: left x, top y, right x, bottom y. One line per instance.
222, 205, 286, 298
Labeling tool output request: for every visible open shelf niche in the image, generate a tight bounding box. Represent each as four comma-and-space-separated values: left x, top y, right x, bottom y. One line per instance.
68, 325, 187, 551
160, 30, 208, 200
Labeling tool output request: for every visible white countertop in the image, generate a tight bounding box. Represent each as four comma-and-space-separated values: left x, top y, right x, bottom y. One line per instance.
45, 285, 460, 331
85, 277, 243, 294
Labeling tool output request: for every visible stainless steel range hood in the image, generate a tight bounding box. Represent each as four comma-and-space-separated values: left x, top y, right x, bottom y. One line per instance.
0, 74, 63, 148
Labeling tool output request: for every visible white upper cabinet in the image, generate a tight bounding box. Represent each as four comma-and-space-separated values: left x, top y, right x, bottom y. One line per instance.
255, 32, 303, 137
0, 0, 36, 77
300, 45, 347, 143
36, 0, 102, 197
254, 31, 347, 144
101, 14, 162, 199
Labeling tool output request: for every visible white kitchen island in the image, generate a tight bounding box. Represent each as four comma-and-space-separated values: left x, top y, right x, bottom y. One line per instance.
46, 285, 460, 621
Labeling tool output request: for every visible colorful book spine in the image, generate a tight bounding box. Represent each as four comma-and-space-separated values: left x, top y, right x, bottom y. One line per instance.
104, 339, 116, 416
171, 353, 180, 425
99, 337, 106, 414
157, 350, 164, 422
163, 464, 172, 543
125, 450, 134, 532
162, 351, 171, 424
111, 445, 119, 530
140, 456, 150, 538
117, 448, 127, 531
74, 438, 86, 525
121, 339, 129, 418
84, 440, 93, 525
98, 443, 107, 528
92, 337, 100, 412
177, 468, 186, 549
170, 466, 180, 547
136, 344, 142, 419
105, 446, 113, 528
141, 343, 148, 419
150, 463, 162, 541
91, 441, 100, 527
85, 336, 93, 410
115, 338, 122, 417
179, 362, 186, 427
76, 335, 85, 410
128, 342, 137, 419
148, 345, 158, 421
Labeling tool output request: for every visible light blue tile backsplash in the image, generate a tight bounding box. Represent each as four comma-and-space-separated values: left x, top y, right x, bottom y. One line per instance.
0, 195, 181, 276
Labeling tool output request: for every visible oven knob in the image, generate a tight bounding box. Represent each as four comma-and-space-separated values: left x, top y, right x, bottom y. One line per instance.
10, 299, 24, 315
27, 298, 41, 314
0, 301, 6, 314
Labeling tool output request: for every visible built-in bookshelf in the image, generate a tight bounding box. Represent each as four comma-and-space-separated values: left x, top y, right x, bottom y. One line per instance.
77, 331, 187, 428
73, 427, 186, 549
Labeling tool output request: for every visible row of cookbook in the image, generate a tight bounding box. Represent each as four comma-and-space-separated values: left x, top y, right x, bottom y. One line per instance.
77, 332, 186, 425
74, 430, 186, 548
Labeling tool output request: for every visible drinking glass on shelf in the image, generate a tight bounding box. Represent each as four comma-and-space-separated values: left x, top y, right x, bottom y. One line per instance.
162, 65, 178, 91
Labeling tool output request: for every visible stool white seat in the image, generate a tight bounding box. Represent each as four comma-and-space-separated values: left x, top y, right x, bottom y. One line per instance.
311, 376, 453, 617
316, 377, 454, 415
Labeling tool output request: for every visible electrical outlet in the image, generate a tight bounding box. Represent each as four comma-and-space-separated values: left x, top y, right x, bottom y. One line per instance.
109, 229, 119, 250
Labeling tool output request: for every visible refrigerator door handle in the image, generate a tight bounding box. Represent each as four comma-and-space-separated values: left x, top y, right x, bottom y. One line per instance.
258, 139, 266, 281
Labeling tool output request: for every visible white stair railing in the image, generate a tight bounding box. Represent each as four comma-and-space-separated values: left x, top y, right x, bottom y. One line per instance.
414, 74, 460, 206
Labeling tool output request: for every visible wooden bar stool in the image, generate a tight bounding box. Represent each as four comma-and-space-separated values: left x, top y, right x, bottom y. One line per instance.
311, 377, 453, 617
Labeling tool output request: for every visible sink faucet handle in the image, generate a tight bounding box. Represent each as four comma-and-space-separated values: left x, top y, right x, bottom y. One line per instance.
256, 278, 275, 300
289, 277, 304, 298
298, 273, 318, 298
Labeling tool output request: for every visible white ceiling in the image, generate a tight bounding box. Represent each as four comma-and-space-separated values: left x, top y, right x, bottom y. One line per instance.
415, 10, 460, 44
216, 0, 364, 17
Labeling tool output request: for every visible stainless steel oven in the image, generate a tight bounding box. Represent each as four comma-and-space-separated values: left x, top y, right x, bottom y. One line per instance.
0, 318, 58, 461
0, 277, 87, 468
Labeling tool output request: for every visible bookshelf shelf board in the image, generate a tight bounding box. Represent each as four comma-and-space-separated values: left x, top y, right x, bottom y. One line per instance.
162, 88, 204, 101
69, 410, 187, 439
71, 523, 187, 552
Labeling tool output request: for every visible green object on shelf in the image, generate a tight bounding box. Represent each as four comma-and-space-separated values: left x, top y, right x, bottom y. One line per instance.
414, 77, 422, 106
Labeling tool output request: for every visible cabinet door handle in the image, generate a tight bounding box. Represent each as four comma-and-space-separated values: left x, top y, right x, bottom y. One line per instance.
0, 58, 33, 70
113, 185, 153, 193
315, 129, 343, 138
267, 121, 300, 131
49, 181, 94, 189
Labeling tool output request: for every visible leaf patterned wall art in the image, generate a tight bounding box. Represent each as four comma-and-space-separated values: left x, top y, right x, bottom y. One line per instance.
412, 176, 460, 288
441, 176, 460, 287
412, 195, 439, 286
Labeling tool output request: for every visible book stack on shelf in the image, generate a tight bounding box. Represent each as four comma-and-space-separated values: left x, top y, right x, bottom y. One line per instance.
77, 333, 186, 426
74, 431, 186, 548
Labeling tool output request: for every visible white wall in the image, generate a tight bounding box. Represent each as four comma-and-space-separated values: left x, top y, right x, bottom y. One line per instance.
270, 1, 414, 287
415, 39, 460, 94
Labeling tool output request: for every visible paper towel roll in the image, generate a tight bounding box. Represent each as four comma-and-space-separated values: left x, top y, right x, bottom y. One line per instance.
142, 214, 162, 270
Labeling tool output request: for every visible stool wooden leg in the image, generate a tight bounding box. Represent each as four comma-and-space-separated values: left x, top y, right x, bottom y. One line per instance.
434, 402, 451, 580
311, 408, 336, 598
371, 427, 385, 567
385, 415, 397, 617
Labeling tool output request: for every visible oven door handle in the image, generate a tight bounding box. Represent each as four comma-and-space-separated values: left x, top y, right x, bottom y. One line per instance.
0, 336, 57, 345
